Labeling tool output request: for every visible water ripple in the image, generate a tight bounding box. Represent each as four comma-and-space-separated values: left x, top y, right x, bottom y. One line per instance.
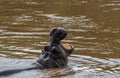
3, 32, 48, 35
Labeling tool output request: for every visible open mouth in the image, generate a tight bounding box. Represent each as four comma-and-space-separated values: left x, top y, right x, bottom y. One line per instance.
63, 43, 73, 50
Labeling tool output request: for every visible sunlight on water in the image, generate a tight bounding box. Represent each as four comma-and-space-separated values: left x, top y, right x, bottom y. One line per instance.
0, 0, 120, 78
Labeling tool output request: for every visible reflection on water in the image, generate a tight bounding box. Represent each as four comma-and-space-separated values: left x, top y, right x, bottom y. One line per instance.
0, 0, 120, 78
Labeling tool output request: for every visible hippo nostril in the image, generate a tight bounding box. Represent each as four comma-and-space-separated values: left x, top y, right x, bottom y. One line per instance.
57, 32, 61, 37
50, 28, 57, 37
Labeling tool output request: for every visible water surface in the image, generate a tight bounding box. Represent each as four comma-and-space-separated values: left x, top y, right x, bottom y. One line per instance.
0, 0, 120, 78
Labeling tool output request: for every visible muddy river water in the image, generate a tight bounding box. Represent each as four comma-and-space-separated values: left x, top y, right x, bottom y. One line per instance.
0, 0, 120, 78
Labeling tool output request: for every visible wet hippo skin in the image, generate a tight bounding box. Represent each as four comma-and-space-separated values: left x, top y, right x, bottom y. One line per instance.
0, 27, 74, 76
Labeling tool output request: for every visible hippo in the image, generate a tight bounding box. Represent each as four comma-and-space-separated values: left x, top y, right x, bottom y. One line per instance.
0, 27, 74, 76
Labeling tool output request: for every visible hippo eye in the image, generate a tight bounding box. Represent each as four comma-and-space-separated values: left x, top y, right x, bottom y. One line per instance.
44, 46, 49, 51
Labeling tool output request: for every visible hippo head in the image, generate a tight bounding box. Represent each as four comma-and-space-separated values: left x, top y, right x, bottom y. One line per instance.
36, 27, 74, 69
49, 27, 73, 56
50, 27, 67, 44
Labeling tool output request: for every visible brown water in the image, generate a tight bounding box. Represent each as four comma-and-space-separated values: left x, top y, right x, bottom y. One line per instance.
0, 0, 120, 78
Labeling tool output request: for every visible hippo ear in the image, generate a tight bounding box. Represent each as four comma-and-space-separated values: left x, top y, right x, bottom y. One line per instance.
50, 28, 57, 37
